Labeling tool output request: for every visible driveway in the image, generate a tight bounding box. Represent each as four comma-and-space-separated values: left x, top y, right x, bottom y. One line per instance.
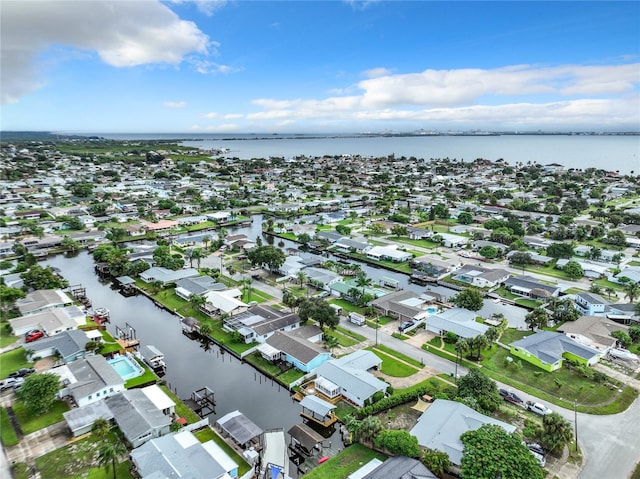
5, 421, 69, 464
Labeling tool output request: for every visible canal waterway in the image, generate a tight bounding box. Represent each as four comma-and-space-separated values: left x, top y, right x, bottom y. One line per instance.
44, 251, 334, 477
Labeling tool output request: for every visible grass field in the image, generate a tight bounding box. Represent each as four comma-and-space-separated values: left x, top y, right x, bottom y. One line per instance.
300, 444, 387, 479
0, 407, 18, 446
0, 348, 33, 378
13, 400, 69, 435
367, 347, 419, 377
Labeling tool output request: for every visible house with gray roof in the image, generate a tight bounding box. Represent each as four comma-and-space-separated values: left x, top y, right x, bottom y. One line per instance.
59, 354, 125, 407
314, 350, 387, 407
139, 267, 199, 285
174, 275, 224, 301
559, 316, 629, 353
106, 389, 172, 448
10, 304, 85, 337
15, 289, 74, 316
303, 267, 342, 289
130, 429, 238, 479
410, 255, 455, 277
426, 308, 488, 339
509, 330, 602, 372
263, 328, 331, 373
574, 292, 608, 316
504, 275, 560, 300
224, 305, 301, 343
333, 237, 372, 253
350, 456, 437, 479
26, 329, 92, 363
410, 399, 516, 467
453, 264, 509, 288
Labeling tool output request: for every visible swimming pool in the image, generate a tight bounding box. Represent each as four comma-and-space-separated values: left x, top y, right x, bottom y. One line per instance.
107, 355, 144, 381
426, 306, 439, 314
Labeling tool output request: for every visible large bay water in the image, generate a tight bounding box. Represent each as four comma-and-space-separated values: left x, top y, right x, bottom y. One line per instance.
98, 133, 639, 173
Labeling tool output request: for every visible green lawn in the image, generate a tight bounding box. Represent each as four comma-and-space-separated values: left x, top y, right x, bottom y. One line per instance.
124, 359, 158, 388
244, 352, 282, 376
193, 427, 251, 476
0, 348, 34, 378
0, 326, 18, 348
373, 344, 424, 368
277, 368, 307, 385
367, 348, 419, 377
330, 330, 359, 347
334, 400, 357, 421
500, 328, 534, 345
13, 400, 69, 435
35, 433, 133, 479
482, 348, 621, 407
335, 325, 367, 342
301, 444, 387, 479
159, 385, 200, 423
0, 407, 18, 446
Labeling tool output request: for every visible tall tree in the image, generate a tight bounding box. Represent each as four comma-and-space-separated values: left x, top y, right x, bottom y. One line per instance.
15, 373, 61, 414
297, 297, 339, 330
624, 282, 640, 303
525, 307, 550, 331
541, 412, 574, 453
97, 440, 127, 479
451, 288, 484, 311
456, 368, 502, 413
355, 271, 372, 296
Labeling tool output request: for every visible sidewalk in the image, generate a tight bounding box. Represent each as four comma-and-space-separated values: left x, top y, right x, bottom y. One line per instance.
593, 362, 640, 390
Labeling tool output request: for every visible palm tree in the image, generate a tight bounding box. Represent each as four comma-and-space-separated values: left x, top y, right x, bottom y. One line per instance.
355, 271, 372, 296
469, 334, 489, 361
525, 307, 550, 331
97, 440, 127, 479
184, 248, 194, 267
484, 327, 500, 348
605, 287, 617, 300
91, 418, 111, 441
199, 323, 212, 337
189, 293, 206, 314
624, 282, 640, 303
191, 248, 205, 269
296, 271, 308, 289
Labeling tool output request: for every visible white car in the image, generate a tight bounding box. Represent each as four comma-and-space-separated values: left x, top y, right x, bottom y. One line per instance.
526, 401, 553, 416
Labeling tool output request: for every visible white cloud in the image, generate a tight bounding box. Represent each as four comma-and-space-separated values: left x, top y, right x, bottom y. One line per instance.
189, 58, 241, 74
241, 63, 639, 128
170, 0, 227, 16
0, 0, 210, 104
163, 101, 187, 109
362, 67, 393, 79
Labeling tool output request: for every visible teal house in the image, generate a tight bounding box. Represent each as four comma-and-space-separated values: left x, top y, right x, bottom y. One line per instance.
509, 330, 601, 372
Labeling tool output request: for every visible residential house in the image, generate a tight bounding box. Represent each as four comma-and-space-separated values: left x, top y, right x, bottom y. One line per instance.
261, 327, 331, 373
303, 267, 343, 290
574, 292, 608, 316
130, 430, 239, 479
556, 258, 608, 279
366, 245, 412, 263
314, 350, 387, 407
15, 289, 74, 316
509, 330, 601, 372
559, 316, 629, 354
175, 276, 224, 301
410, 399, 515, 468
349, 456, 437, 479
369, 290, 435, 322
25, 329, 93, 363
202, 288, 248, 317
9, 305, 85, 336
410, 255, 455, 277
140, 219, 179, 233
470, 240, 508, 254
139, 267, 199, 285
426, 308, 488, 339
503, 275, 560, 300
224, 305, 301, 343
407, 227, 432, 240
216, 410, 263, 450
333, 237, 371, 254
315, 231, 342, 244
105, 388, 172, 448
452, 265, 509, 289
57, 355, 126, 407
506, 250, 554, 266
437, 233, 469, 249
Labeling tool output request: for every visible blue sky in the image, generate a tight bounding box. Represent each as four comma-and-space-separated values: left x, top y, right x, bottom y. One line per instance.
1, 1, 639, 133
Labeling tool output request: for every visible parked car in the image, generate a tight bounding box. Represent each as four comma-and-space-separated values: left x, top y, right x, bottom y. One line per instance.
0, 378, 19, 391
25, 330, 45, 343
8, 368, 35, 378
501, 390, 524, 406
12, 377, 25, 391
398, 321, 415, 332
525, 442, 545, 455
251, 274, 262, 280
526, 401, 553, 416
316, 291, 330, 298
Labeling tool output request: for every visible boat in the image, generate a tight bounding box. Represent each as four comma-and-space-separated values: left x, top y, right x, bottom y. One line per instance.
93, 307, 110, 324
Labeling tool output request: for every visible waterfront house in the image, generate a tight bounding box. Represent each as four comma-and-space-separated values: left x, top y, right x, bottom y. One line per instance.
216, 410, 264, 450
262, 327, 331, 373
302, 266, 342, 290
105, 388, 172, 447
333, 237, 371, 254
425, 308, 488, 339
437, 233, 469, 249
175, 275, 224, 301
25, 329, 93, 363
314, 350, 387, 407
225, 305, 301, 343
452, 264, 509, 289
130, 430, 239, 479
139, 266, 199, 285
15, 289, 74, 316
509, 330, 601, 372
56, 355, 126, 407
9, 305, 85, 336
366, 245, 412, 262
202, 288, 248, 316
410, 255, 455, 277
410, 399, 515, 468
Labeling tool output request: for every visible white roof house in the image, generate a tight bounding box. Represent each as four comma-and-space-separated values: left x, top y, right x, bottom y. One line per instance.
426, 308, 488, 338
15, 289, 74, 316
366, 245, 412, 262
9, 305, 85, 336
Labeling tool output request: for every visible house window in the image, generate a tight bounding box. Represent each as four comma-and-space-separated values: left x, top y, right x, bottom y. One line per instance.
88, 395, 92, 400
96, 392, 100, 397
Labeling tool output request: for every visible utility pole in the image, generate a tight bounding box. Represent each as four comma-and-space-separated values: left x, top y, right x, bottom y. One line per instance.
574, 399, 578, 452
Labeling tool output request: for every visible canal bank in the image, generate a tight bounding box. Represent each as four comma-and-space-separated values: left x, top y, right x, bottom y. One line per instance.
44, 251, 340, 478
